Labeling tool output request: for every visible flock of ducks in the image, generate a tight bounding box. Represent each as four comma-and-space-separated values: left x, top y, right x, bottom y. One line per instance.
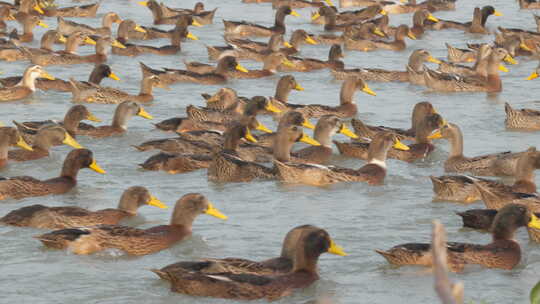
1, 0, 540, 301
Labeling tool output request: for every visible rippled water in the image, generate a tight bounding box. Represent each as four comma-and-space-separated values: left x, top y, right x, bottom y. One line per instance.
1, 0, 540, 303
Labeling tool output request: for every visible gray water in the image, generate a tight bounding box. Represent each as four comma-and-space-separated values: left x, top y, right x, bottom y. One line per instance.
1, 0, 539, 303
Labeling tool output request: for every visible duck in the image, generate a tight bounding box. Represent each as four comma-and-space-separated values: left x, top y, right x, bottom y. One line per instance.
40, 1, 100, 18
281, 76, 376, 119
223, 6, 299, 37
336, 113, 444, 163
153, 118, 228, 134
275, 132, 409, 186
207, 34, 285, 62
430, 148, 540, 204
457, 207, 540, 243
436, 44, 492, 78
426, 6, 502, 34
428, 122, 529, 176
312, 5, 386, 27
185, 53, 294, 79
0, 29, 64, 61
138, 122, 258, 174
74, 101, 153, 138
113, 18, 196, 57
207, 122, 319, 183
139, 0, 216, 25
444, 43, 476, 63
519, 0, 540, 9
14, 0, 44, 22
225, 29, 317, 56
274, 0, 334, 8
376, 204, 540, 271
344, 24, 416, 52
202, 87, 246, 112
268, 75, 306, 111
0, 63, 118, 92
8, 125, 83, 161
13, 105, 101, 142
34, 193, 226, 255
279, 44, 344, 72
27, 35, 123, 66
151, 225, 346, 301
56, 13, 122, 37
350, 101, 438, 142
406, 49, 442, 85
409, 9, 439, 38
0, 186, 166, 229
424, 47, 511, 93
504, 102, 540, 131
0, 148, 105, 200
15, 14, 48, 42
151, 225, 310, 278
140, 56, 248, 85
70, 74, 167, 104
332, 48, 439, 83
0, 65, 54, 102
292, 115, 357, 164
0, 127, 33, 168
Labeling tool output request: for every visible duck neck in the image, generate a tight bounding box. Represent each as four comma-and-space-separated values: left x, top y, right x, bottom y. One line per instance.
111, 108, 131, 130
367, 143, 389, 167
170, 205, 197, 229
117, 23, 130, 41
514, 153, 537, 187
447, 127, 464, 158
407, 53, 424, 72
32, 134, 54, 151
170, 27, 183, 47
486, 56, 502, 92
222, 129, 242, 151
274, 9, 288, 33
339, 78, 357, 106
414, 121, 431, 144
87, 67, 106, 84
117, 195, 139, 215
324, 11, 336, 30
274, 80, 292, 102
102, 14, 116, 28
40, 33, 55, 51
64, 37, 81, 54
314, 127, 334, 147
273, 134, 295, 162
292, 249, 320, 274
289, 31, 303, 49
139, 77, 154, 96
0, 141, 8, 163
149, 3, 164, 21
60, 157, 82, 179
22, 20, 34, 36
22, 70, 38, 91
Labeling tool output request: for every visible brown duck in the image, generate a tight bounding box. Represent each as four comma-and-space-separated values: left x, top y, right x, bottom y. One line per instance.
34, 193, 226, 255
0, 65, 55, 102
376, 204, 540, 271
0, 148, 105, 200
151, 225, 346, 301
223, 6, 299, 37
0, 186, 166, 229
75, 101, 153, 138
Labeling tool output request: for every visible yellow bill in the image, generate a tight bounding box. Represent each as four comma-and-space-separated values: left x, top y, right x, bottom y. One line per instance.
34, 4, 45, 14
380, 9, 387, 15
290, 10, 300, 17
393, 139, 409, 151
428, 56, 442, 64
427, 14, 439, 22
283, 41, 293, 48
311, 12, 321, 20
244, 127, 258, 143
520, 42, 532, 52
58, 35, 67, 43
255, 121, 273, 133
498, 64, 508, 73
340, 124, 358, 139
39, 71, 55, 80
137, 107, 153, 119
62, 132, 83, 149
235, 64, 249, 73
427, 130, 442, 140
325, 0, 335, 6
89, 159, 106, 174
503, 54, 517, 65
529, 213, 540, 229
112, 40, 126, 49
108, 72, 120, 81
305, 36, 318, 45
205, 203, 227, 220
6, 13, 15, 21
84, 36, 97, 45
373, 27, 386, 37
38, 20, 48, 28
192, 20, 202, 27
328, 239, 347, 256
265, 102, 282, 113
494, 10, 503, 17
17, 136, 33, 151
281, 58, 296, 68
300, 132, 320, 146
137, 1, 148, 6
527, 71, 538, 80
134, 25, 147, 33
362, 85, 376, 96
302, 119, 315, 129
86, 112, 101, 122
187, 32, 198, 40
294, 83, 304, 91
147, 195, 167, 209
407, 31, 417, 40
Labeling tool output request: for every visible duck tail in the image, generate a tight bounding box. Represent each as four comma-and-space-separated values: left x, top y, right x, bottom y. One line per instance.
504, 102, 515, 115
34, 228, 90, 249
150, 268, 171, 281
